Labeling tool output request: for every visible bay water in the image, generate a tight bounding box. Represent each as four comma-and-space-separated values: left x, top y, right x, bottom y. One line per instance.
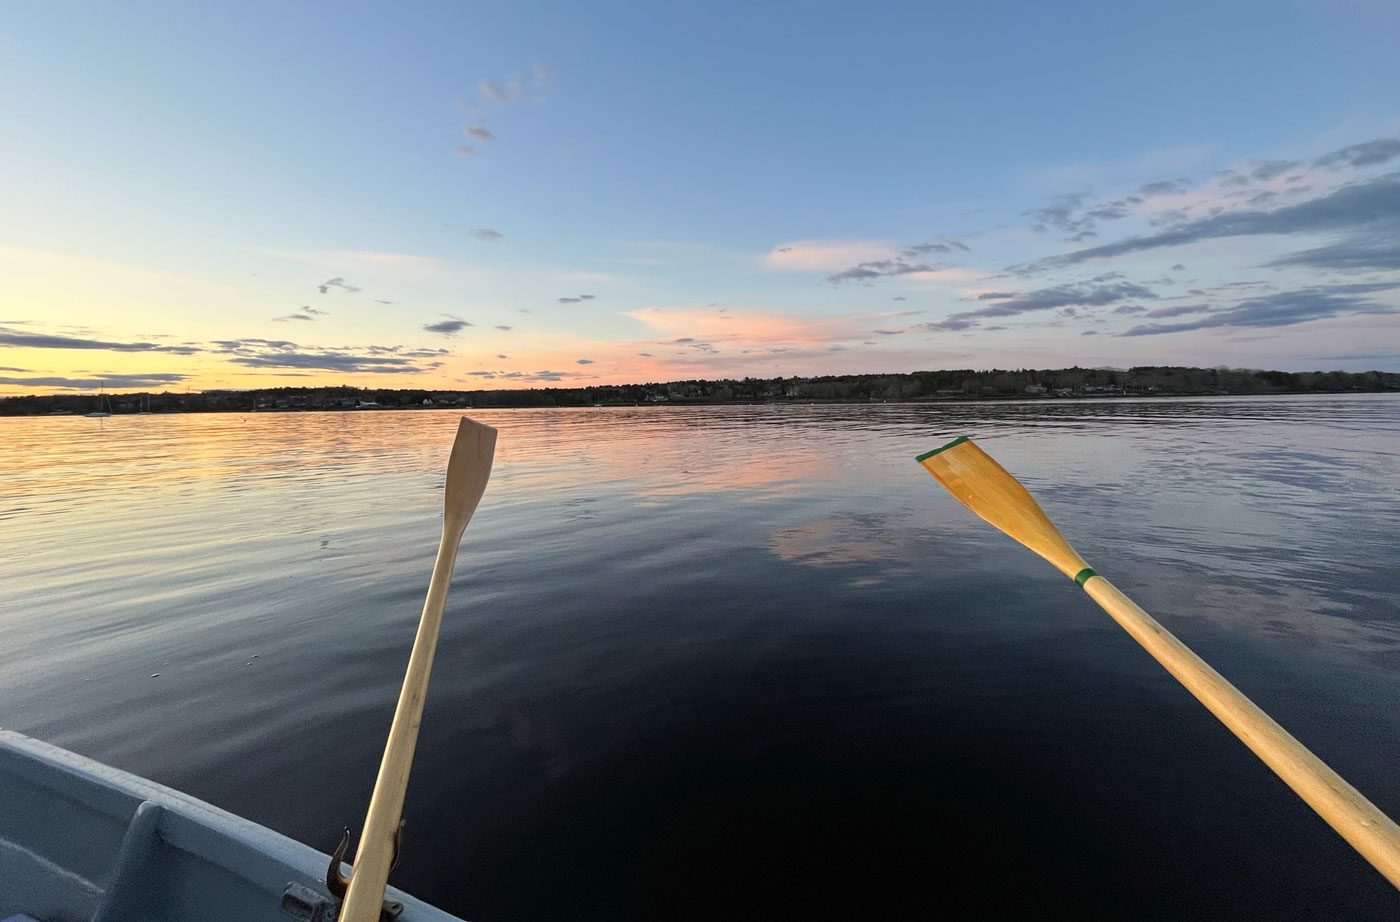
2, 396, 1398, 919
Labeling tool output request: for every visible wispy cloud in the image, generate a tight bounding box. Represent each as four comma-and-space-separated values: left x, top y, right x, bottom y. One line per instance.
920, 280, 1157, 332
465, 125, 496, 143
764, 239, 897, 271
479, 79, 526, 104
210, 339, 448, 373
471, 228, 502, 241
1022, 172, 1400, 272
1313, 138, 1400, 171
825, 257, 943, 286
0, 373, 189, 389
273, 305, 326, 322
422, 318, 472, 336
1122, 283, 1398, 336
317, 277, 362, 294
0, 327, 200, 354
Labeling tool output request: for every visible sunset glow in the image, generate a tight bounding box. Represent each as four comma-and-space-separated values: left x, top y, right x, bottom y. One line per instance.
3, 3, 1398, 397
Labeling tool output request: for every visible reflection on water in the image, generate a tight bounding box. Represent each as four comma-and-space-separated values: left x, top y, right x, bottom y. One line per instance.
2, 395, 1399, 920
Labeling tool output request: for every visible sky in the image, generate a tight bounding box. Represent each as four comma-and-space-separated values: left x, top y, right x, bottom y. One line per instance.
2, 0, 1399, 395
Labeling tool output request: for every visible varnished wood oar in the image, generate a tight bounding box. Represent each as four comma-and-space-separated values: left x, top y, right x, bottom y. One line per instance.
917, 435, 1400, 890
340, 417, 498, 922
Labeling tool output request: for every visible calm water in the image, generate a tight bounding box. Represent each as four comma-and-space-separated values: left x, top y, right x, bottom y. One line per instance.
3, 397, 1399, 920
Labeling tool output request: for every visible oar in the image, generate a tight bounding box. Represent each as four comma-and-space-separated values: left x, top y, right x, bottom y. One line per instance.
917, 435, 1400, 890
339, 417, 498, 922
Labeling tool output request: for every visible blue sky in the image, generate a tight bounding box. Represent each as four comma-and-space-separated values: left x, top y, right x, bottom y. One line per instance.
2, 0, 1398, 393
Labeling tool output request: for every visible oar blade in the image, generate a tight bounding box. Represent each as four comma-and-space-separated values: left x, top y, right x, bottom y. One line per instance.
917, 436, 1088, 580
443, 416, 498, 534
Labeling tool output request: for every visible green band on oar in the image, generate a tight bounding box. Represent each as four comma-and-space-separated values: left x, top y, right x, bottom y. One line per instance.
915, 436, 968, 462
916, 437, 1400, 892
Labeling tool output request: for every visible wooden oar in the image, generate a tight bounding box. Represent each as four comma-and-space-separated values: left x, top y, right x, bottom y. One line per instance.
340, 417, 498, 922
917, 435, 1400, 890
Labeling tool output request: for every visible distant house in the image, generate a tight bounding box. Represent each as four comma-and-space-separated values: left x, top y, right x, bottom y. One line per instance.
357, 400, 381, 409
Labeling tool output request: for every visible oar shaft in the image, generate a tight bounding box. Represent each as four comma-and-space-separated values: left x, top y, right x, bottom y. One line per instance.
341, 529, 461, 922
1082, 573, 1400, 888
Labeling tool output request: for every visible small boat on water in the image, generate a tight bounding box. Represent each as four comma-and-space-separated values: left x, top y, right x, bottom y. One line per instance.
0, 729, 464, 922
86, 386, 112, 418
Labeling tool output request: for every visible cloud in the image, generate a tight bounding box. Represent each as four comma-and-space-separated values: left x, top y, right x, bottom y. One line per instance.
211, 339, 446, 373
1081, 330, 1099, 336
915, 280, 1158, 334
1171, 263, 1186, 271
374, 299, 396, 305
558, 297, 581, 303
496, 353, 508, 359
764, 239, 897, 271
1251, 160, 1301, 181
977, 291, 1015, 301
1026, 192, 1090, 234
317, 277, 361, 294
471, 228, 502, 241
1267, 238, 1400, 272
466, 368, 582, 383
0, 373, 189, 389
1026, 172, 1400, 270
0, 327, 200, 354
579, 294, 595, 300
1137, 178, 1191, 196
919, 318, 977, 332
576, 358, 594, 364
479, 80, 525, 103
495, 325, 512, 331
457, 145, 477, 156
1313, 138, 1400, 170
1143, 303, 1210, 318
872, 329, 904, 335
273, 305, 326, 322
825, 257, 939, 285
422, 319, 472, 335
1113, 304, 1148, 314
962, 281, 1157, 320
892, 296, 906, 301
1121, 284, 1398, 336
465, 125, 496, 143
1025, 186, 1172, 238
901, 239, 968, 256
227, 354, 424, 373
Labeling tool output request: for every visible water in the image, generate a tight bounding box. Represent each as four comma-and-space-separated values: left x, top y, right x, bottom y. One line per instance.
2, 396, 1399, 920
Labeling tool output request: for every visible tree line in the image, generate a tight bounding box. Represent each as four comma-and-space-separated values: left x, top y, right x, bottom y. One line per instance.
2, 365, 1396, 415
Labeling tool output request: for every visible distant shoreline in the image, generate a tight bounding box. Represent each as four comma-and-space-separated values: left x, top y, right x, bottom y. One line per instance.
2, 365, 1396, 416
